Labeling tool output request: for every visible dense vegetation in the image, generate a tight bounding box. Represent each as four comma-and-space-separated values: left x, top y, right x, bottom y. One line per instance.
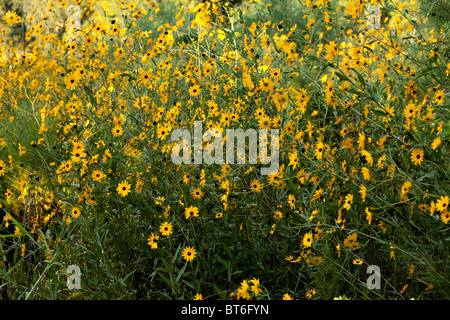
0, 0, 449, 300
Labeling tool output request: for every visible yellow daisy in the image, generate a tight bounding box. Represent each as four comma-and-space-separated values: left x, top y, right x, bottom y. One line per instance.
182, 246, 196, 262
117, 180, 131, 197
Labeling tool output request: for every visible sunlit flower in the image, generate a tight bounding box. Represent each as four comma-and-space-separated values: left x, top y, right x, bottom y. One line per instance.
343, 194, 353, 211
4, 11, 21, 25
249, 179, 264, 193
282, 293, 293, 300
0, 160, 6, 176
436, 196, 449, 213
159, 221, 173, 236
147, 233, 159, 249
193, 293, 203, 300
185, 206, 199, 219
182, 246, 196, 262
117, 180, 131, 197
302, 232, 313, 248
344, 232, 360, 249
192, 187, 203, 200
410, 148, 424, 166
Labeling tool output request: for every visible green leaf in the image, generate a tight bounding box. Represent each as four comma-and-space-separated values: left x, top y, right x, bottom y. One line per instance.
373, 109, 387, 117
357, 73, 366, 88
217, 256, 230, 270
350, 69, 366, 88
222, 243, 233, 259
182, 279, 195, 290
418, 171, 437, 181
367, 85, 382, 103
83, 85, 96, 105
7, 214, 40, 247
161, 258, 174, 273
121, 72, 136, 81
0, 234, 24, 239
444, 120, 450, 137
172, 243, 182, 264
335, 72, 351, 82
158, 273, 173, 288
176, 262, 187, 282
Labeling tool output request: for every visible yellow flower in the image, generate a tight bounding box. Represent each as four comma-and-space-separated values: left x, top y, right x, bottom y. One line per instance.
288, 194, 296, 209
361, 167, 370, 181
112, 125, 123, 137
192, 187, 203, 200
436, 196, 449, 213
117, 180, 131, 197
4, 11, 21, 25
0, 159, 6, 176
249, 179, 263, 193
360, 185, 367, 202
429, 201, 436, 215
155, 196, 165, 205
404, 103, 416, 118
400, 284, 408, 294
193, 293, 203, 300
156, 124, 171, 140
259, 77, 274, 92
401, 181, 412, 195
361, 149, 373, 166
324, 41, 338, 61
182, 246, 196, 262
18, 143, 26, 156
410, 148, 424, 166
288, 151, 299, 169
433, 89, 445, 105
71, 207, 81, 219
92, 170, 105, 182
365, 207, 372, 225
302, 232, 313, 248
14, 226, 22, 235
441, 211, 450, 224
71, 148, 86, 163
127, 1, 137, 12
306, 288, 316, 299
274, 211, 283, 220
189, 84, 201, 97
344, 232, 361, 249
183, 173, 191, 184
5, 188, 13, 202
282, 293, 293, 300
3, 213, 11, 228
379, 220, 387, 233
237, 280, 251, 300
159, 221, 172, 236
250, 278, 261, 296
343, 193, 353, 211
184, 206, 199, 219
347, 0, 364, 18
64, 72, 79, 90
147, 233, 159, 249
431, 137, 442, 150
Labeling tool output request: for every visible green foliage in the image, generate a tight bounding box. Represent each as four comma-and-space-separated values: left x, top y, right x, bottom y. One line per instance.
0, 0, 449, 300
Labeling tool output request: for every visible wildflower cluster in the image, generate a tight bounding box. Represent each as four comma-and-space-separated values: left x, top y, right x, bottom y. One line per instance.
0, 0, 448, 300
